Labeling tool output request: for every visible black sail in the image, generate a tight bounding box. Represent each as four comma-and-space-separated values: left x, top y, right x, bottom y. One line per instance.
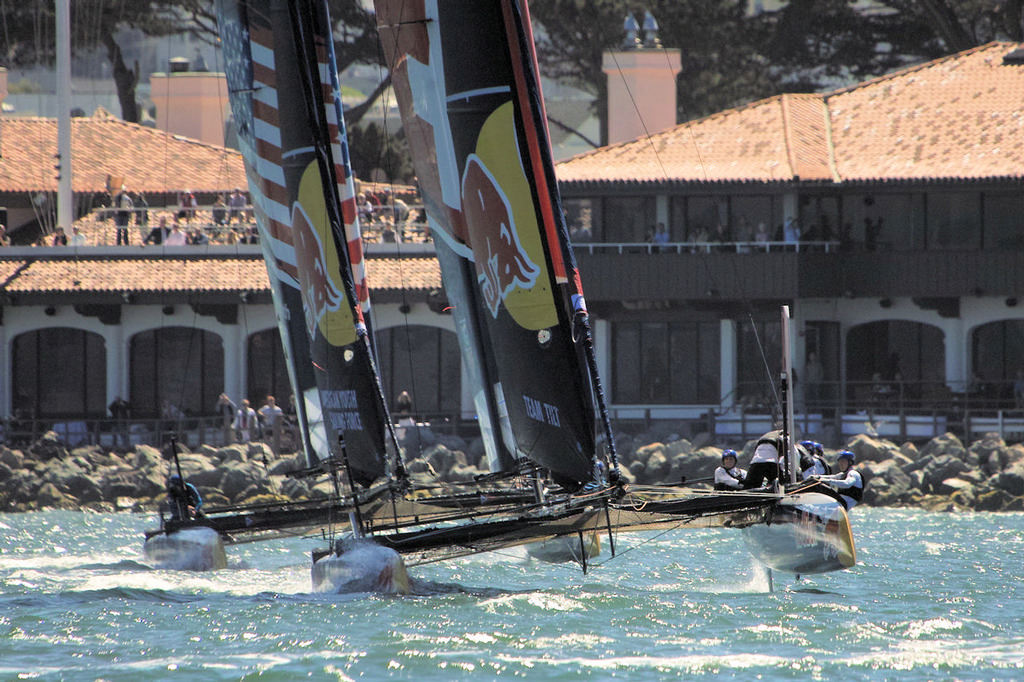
375, 0, 603, 487
217, 0, 391, 486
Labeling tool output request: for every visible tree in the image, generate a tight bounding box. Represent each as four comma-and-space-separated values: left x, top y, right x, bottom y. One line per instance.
529, 0, 1024, 144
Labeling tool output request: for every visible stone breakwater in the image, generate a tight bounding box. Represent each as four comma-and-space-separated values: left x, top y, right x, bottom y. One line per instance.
2, 430, 1024, 513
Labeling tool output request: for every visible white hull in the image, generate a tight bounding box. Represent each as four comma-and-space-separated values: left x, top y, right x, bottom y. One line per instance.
143, 526, 227, 571
742, 492, 856, 574
311, 539, 410, 594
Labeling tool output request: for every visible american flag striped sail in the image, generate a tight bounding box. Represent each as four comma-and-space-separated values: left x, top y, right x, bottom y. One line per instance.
217, 0, 393, 487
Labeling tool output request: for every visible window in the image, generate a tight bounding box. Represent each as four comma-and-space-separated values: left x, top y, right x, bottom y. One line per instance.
927, 192, 980, 250
983, 193, 1024, 250
12, 328, 106, 418
612, 321, 720, 404
841, 193, 924, 250
846, 320, 945, 406
375, 325, 461, 416
601, 196, 655, 242
130, 327, 224, 418
972, 320, 1024, 401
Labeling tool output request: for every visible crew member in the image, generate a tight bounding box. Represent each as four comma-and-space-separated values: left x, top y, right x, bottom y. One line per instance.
743, 429, 782, 490
714, 449, 747, 490
816, 450, 863, 509
166, 475, 204, 521
798, 440, 830, 479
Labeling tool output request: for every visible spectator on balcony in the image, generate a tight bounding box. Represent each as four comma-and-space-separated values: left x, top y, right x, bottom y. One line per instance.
212, 194, 228, 225
69, 225, 88, 246
653, 222, 669, 250
188, 227, 209, 245
165, 222, 188, 246
113, 185, 133, 245
178, 189, 198, 221
144, 217, 170, 245
228, 188, 247, 223
0, 224, 9, 247
52, 226, 68, 246
783, 217, 800, 245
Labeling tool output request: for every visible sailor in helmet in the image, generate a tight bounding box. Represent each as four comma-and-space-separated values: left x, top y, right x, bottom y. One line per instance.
714, 449, 747, 490
166, 475, 204, 521
815, 450, 864, 509
798, 440, 830, 479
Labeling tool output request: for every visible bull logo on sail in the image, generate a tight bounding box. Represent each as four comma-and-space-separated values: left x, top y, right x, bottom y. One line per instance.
292, 163, 357, 347
461, 102, 555, 330
462, 155, 540, 317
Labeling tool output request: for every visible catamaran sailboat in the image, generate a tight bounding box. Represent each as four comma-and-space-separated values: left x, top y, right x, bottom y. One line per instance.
143, 0, 854, 585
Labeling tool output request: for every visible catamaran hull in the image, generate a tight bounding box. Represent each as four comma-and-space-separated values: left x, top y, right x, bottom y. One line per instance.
741, 492, 856, 574
311, 540, 411, 595
143, 527, 228, 571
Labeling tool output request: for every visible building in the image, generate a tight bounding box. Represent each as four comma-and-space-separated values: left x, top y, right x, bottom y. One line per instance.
3, 42, 1024, 445
558, 41, 1024, 442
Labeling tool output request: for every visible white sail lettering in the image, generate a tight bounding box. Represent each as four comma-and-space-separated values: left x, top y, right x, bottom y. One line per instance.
328, 411, 364, 431
523, 395, 544, 422
322, 390, 359, 410
543, 403, 561, 427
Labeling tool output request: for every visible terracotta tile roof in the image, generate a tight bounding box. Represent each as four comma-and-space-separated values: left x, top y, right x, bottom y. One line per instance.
0, 251, 441, 297
828, 42, 1024, 182
557, 42, 1024, 188
0, 108, 247, 194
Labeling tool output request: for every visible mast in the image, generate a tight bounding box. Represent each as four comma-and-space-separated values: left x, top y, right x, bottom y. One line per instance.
782, 306, 797, 485
56, 0, 73, 231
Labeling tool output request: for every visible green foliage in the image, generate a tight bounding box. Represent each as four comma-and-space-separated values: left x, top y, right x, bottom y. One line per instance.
348, 122, 414, 185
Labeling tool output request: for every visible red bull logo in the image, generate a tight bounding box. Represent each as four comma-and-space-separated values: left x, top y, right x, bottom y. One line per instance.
292, 203, 344, 338
462, 154, 540, 317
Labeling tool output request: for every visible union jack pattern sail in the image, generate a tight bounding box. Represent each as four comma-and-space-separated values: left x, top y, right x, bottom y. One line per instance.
217, 0, 391, 486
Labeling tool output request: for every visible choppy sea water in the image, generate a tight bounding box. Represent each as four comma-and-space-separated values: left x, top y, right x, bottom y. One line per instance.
1, 508, 1022, 681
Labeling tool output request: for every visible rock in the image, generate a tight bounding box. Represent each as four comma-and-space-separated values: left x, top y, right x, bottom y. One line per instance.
445, 463, 481, 483
219, 461, 267, 501
29, 432, 67, 461
920, 454, 972, 493
130, 445, 165, 471
268, 455, 303, 477
643, 450, 671, 482
861, 459, 911, 506
665, 439, 694, 459
36, 482, 75, 509
918, 432, 966, 461
424, 444, 455, 475
990, 461, 1024, 497
975, 488, 1014, 511
278, 477, 310, 500
847, 434, 900, 463
0, 446, 24, 469
967, 433, 1005, 469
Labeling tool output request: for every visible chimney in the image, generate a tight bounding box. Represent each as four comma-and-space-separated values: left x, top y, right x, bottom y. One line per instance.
150, 56, 229, 146
602, 13, 681, 145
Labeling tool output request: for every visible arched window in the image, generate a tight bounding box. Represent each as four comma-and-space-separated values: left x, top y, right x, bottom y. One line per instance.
247, 328, 291, 406
375, 325, 461, 417
972, 319, 1024, 405
130, 327, 224, 418
846, 320, 944, 407
12, 328, 106, 418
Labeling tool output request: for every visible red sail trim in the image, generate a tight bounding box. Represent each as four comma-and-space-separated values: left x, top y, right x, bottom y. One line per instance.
500, 0, 567, 283
252, 99, 282, 134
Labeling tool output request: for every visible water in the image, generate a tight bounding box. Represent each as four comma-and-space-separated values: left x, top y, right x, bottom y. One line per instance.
1, 508, 1022, 681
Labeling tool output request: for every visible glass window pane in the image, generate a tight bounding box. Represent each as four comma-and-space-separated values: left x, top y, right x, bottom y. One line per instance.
928, 192, 979, 250
983, 193, 1024, 250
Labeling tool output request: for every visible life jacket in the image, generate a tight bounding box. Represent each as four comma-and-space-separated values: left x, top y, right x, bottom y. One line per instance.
839, 468, 864, 501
